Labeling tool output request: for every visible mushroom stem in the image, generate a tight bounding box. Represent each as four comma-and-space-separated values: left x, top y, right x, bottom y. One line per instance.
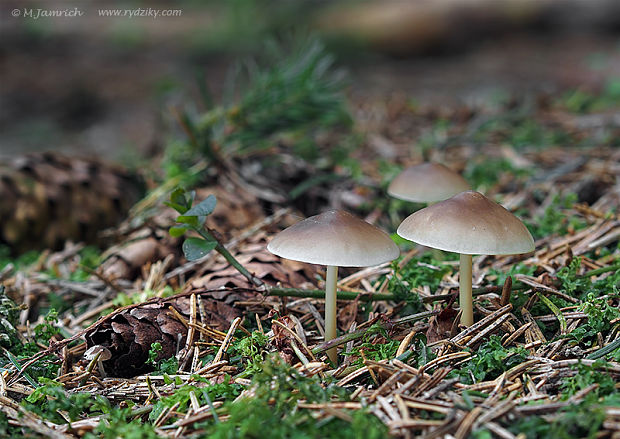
459, 254, 473, 326
324, 265, 339, 364
97, 359, 107, 378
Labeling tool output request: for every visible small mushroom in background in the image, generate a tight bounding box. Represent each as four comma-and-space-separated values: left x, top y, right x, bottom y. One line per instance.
84, 345, 112, 378
268, 210, 399, 364
388, 162, 470, 204
397, 191, 534, 326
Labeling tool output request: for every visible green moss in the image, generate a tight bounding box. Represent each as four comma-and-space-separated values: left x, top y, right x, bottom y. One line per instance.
147, 342, 180, 375
525, 193, 587, 240
149, 377, 241, 424
472, 112, 573, 150
509, 392, 620, 439
23, 378, 101, 424
557, 79, 620, 113
200, 355, 389, 438
0, 246, 41, 271
228, 330, 270, 377
569, 292, 620, 346
449, 335, 529, 384
1, 308, 62, 381
560, 361, 617, 399
345, 326, 401, 368
464, 157, 532, 191
85, 400, 159, 439
393, 254, 452, 292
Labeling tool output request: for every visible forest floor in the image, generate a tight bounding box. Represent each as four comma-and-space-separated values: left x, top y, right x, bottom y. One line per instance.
0, 31, 619, 438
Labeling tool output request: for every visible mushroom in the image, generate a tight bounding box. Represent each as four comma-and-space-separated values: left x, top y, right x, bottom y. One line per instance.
84, 345, 112, 378
268, 210, 399, 364
388, 163, 470, 204
397, 191, 534, 326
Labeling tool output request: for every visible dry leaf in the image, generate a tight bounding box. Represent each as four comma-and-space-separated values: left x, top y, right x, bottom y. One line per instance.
426, 306, 459, 345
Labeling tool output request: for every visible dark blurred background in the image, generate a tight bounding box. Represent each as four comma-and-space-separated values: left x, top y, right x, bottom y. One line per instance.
1, 0, 619, 163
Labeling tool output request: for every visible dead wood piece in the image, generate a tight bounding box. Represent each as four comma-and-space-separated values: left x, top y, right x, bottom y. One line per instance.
455, 406, 483, 439
369, 370, 406, 402
410, 368, 451, 398
401, 397, 452, 415
474, 395, 517, 428
520, 308, 548, 345
502, 321, 533, 347
450, 304, 513, 345
420, 352, 471, 374
465, 313, 511, 348
101, 236, 176, 281
485, 422, 518, 439
514, 274, 579, 303
336, 365, 371, 387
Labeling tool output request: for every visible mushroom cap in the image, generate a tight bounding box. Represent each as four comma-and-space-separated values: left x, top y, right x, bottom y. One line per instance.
397, 191, 534, 255
267, 210, 400, 267
388, 163, 470, 203
84, 345, 112, 361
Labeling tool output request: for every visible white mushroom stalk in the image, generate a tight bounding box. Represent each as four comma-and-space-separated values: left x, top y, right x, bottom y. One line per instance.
84, 345, 112, 378
324, 265, 338, 362
268, 210, 399, 365
459, 254, 473, 326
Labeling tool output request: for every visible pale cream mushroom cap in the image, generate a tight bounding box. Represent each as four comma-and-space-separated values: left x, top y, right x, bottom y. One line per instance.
388, 163, 470, 203
84, 345, 112, 361
397, 191, 534, 255
268, 210, 400, 267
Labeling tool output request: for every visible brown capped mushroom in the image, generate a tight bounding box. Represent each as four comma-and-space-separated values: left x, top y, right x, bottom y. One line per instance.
268, 210, 399, 364
388, 163, 470, 204
397, 191, 534, 326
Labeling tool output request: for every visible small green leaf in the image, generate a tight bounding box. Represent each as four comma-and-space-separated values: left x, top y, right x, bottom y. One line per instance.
186, 190, 197, 209
176, 216, 200, 227
163, 201, 186, 214
169, 226, 188, 238
587, 337, 620, 360
183, 238, 217, 261
165, 188, 190, 214
5, 350, 39, 388
170, 188, 187, 207
536, 292, 567, 334
185, 195, 217, 217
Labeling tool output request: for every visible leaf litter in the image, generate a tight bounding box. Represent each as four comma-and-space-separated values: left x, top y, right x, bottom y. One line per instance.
0, 43, 619, 438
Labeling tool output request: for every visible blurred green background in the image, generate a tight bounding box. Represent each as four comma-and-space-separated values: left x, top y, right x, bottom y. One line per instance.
1, 0, 618, 162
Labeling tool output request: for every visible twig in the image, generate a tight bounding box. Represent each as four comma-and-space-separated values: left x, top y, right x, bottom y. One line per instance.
312, 310, 438, 354
193, 226, 264, 288
214, 317, 242, 363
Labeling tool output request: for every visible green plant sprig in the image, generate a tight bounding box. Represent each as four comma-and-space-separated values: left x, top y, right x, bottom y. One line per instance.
166, 188, 264, 288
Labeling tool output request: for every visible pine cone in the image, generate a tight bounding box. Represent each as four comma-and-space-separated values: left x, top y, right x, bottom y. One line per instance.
85, 290, 247, 377
0, 152, 143, 253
